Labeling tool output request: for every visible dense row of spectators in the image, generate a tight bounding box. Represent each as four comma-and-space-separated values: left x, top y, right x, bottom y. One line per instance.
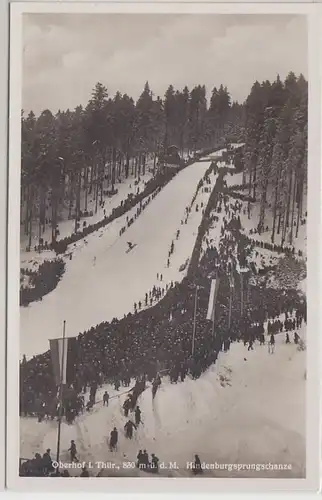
51, 169, 180, 254
118, 186, 162, 238
244, 235, 305, 258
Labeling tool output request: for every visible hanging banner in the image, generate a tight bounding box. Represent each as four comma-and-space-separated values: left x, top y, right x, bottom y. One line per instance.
206, 278, 220, 321
49, 336, 78, 386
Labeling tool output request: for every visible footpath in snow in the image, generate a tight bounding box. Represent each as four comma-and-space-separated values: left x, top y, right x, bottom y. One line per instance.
21, 159, 215, 358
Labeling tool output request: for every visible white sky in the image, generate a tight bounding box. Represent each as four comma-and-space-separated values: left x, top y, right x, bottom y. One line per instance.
22, 13, 307, 115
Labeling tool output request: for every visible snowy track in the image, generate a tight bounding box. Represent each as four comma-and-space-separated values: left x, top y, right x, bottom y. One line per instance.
21, 160, 213, 357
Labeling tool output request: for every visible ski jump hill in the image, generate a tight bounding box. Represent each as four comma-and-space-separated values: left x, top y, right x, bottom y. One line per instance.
21, 156, 217, 357
20, 145, 306, 478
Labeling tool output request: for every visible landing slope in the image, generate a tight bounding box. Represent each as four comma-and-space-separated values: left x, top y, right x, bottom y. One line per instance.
21, 160, 213, 357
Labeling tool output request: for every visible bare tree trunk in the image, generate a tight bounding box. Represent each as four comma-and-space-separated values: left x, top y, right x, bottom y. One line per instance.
258, 179, 268, 234
277, 210, 282, 236
179, 132, 183, 158
121, 154, 125, 178
89, 165, 94, 195
20, 187, 24, 229
125, 153, 130, 179
28, 187, 33, 250
38, 186, 45, 250
153, 152, 157, 176
93, 165, 97, 202
299, 179, 304, 219
282, 170, 293, 245
84, 167, 88, 212
296, 182, 302, 238
95, 164, 99, 214
252, 154, 257, 200
108, 160, 112, 188
134, 157, 138, 178
100, 161, 104, 205
271, 168, 281, 244
68, 172, 74, 218
281, 208, 286, 247
51, 182, 58, 245
41, 187, 46, 235
247, 162, 253, 219
289, 171, 297, 245
24, 185, 29, 235
38, 210, 41, 253
137, 154, 141, 178
117, 154, 122, 179
112, 148, 116, 190
75, 171, 81, 233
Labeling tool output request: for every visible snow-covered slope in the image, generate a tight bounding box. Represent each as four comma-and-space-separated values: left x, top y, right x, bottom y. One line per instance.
20, 329, 305, 478
20, 146, 306, 479
20, 170, 154, 253
21, 160, 214, 358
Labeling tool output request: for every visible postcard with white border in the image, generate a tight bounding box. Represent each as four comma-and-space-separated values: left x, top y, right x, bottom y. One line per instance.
6, 1, 320, 493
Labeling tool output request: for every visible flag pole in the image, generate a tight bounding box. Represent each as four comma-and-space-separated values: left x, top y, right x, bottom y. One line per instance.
56, 320, 66, 472
192, 286, 198, 355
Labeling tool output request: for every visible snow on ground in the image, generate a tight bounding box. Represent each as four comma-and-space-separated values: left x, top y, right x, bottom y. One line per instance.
199, 143, 244, 163
298, 279, 306, 296
20, 160, 214, 358
200, 191, 304, 296
248, 248, 279, 272
205, 148, 228, 159
20, 169, 153, 253
198, 148, 228, 162
232, 196, 307, 257
200, 192, 278, 271
20, 327, 305, 478
21, 249, 57, 270
208, 168, 307, 258
225, 171, 244, 187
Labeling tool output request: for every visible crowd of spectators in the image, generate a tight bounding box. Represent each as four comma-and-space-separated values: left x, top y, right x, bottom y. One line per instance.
20, 172, 306, 420
20, 259, 65, 307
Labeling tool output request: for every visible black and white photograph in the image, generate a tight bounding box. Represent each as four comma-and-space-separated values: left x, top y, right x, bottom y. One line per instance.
7, 3, 319, 489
